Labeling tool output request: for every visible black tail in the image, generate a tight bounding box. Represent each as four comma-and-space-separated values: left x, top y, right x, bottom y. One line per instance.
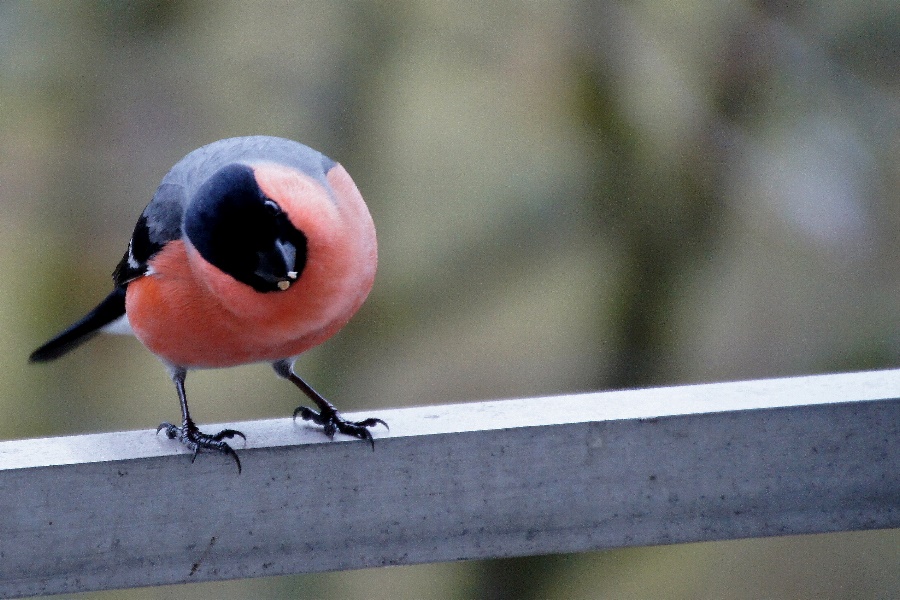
29, 288, 127, 363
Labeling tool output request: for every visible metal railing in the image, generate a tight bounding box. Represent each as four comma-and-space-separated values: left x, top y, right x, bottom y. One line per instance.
1, 369, 898, 598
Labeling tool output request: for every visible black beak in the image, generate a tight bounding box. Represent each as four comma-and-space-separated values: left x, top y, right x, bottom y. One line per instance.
255, 238, 298, 290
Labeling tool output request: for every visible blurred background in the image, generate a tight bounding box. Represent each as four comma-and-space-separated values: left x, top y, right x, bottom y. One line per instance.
2, 0, 898, 598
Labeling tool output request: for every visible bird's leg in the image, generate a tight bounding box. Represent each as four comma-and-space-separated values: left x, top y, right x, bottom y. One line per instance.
272, 359, 387, 449
156, 366, 245, 473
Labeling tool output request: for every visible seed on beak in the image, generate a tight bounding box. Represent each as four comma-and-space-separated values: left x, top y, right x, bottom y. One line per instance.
277, 280, 291, 291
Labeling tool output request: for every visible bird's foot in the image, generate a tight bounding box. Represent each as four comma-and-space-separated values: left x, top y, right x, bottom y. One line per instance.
156, 420, 245, 473
293, 403, 387, 449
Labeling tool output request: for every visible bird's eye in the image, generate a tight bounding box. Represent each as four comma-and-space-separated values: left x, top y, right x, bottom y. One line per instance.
263, 199, 281, 215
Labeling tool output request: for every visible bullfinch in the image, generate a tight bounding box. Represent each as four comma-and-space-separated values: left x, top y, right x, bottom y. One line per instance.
30, 136, 386, 472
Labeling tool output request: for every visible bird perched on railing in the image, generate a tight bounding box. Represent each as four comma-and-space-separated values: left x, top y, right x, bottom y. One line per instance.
30, 136, 386, 472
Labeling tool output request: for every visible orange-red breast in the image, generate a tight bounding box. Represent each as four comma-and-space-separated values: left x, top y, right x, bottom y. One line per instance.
30, 136, 386, 472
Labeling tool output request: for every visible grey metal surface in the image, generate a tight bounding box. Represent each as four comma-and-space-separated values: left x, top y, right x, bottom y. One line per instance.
1, 369, 898, 597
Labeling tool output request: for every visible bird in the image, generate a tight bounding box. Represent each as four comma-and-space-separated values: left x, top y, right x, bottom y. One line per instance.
30, 135, 386, 473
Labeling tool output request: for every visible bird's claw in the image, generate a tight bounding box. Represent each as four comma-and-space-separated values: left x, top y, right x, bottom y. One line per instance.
292, 405, 387, 449
156, 421, 245, 473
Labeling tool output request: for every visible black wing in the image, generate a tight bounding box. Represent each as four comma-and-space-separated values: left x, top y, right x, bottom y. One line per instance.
112, 213, 160, 286
113, 182, 185, 286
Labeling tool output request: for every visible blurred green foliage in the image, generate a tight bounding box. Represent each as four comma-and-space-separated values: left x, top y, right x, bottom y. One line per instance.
1, 0, 897, 598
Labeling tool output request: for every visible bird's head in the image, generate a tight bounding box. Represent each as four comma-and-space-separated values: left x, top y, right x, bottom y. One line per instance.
184, 163, 308, 293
